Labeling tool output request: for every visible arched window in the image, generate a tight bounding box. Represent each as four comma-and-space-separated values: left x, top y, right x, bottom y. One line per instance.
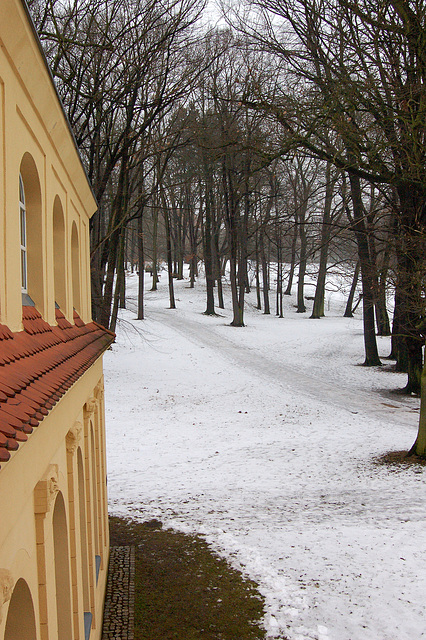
53, 196, 66, 310
71, 222, 80, 314
53, 493, 73, 640
77, 447, 90, 612
90, 423, 100, 564
19, 175, 27, 293
4, 579, 37, 640
19, 153, 43, 311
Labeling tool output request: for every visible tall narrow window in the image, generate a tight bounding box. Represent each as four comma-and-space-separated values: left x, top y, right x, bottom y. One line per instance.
19, 174, 27, 292
19, 153, 43, 311
71, 222, 80, 313
53, 196, 66, 310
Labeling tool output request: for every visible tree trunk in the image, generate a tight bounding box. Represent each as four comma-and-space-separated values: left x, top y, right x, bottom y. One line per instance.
376, 263, 391, 336
390, 286, 405, 363
110, 227, 126, 334
151, 202, 159, 291
276, 249, 283, 317
311, 162, 335, 319
137, 209, 144, 320
223, 161, 244, 327
347, 169, 381, 366
229, 253, 244, 326
409, 361, 426, 457
161, 192, 176, 310
344, 261, 360, 318
99, 149, 130, 329
296, 205, 307, 313
255, 233, 262, 311
203, 178, 215, 315
260, 237, 270, 315
214, 237, 224, 309
118, 232, 126, 310
212, 197, 224, 309
90, 208, 103, 321
284, 221, 298, 295
188, 192, 198, 289
394, 185, 424, 394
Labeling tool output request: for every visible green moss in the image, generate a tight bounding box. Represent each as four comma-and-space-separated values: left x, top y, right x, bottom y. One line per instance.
109, 516, 267, 640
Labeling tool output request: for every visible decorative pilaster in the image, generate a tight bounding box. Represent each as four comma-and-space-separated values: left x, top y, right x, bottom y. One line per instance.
66, 423, 82, 455
34, 465, 59, 515
84, 397, 97, 419
66, 423, 83, 640
0, 569, 14, 625
94, 378, 104, 402
34, 464, 59, 640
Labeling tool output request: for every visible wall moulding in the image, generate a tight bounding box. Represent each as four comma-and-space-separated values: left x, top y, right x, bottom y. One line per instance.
84, 397, 97, 418
66, 422, 82, 454
0, 568, 14, 625
34, 464, 59, 515
94, 379, 104, 401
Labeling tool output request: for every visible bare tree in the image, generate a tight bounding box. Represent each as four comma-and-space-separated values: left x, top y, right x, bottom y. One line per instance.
29, 0, 206, 328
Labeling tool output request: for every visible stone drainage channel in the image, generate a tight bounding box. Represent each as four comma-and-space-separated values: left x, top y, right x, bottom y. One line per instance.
102, 546, 135, 640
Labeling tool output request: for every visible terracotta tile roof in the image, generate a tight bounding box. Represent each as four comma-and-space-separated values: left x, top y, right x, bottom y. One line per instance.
0, 307, 114, 469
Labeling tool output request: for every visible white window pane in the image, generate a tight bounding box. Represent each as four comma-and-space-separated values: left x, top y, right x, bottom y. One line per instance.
19, 174, 25, 205
20, 207, 26, 246
21, 249, 27, 291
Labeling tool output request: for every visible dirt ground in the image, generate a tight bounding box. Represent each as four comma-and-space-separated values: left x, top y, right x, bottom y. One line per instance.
109, 516, 272, 640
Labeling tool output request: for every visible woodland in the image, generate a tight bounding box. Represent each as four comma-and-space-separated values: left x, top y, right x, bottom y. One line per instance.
28, 0, 426, 455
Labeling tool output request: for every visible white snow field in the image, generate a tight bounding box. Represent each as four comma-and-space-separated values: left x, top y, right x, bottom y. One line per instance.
104, 268, 425, 640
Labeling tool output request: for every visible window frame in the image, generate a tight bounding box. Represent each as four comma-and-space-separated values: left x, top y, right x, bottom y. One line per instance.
19, 173, 27, 293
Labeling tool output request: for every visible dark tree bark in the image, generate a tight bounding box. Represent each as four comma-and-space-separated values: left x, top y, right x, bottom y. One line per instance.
203, 172, 216, 316
344, 261, 361, 318
375, 246, 391, 337
284, 221, 298, 295
150, 195, 159, 292
347, 170, 382, 366
311, 163, 335, 319
161, 192, 176, 310
296, 205, 307, 313
137, 201, 145, 320
213, 227, 225, 309
254, 232, 262, 310
260, 231, 270, 314
395, 187, 424, 394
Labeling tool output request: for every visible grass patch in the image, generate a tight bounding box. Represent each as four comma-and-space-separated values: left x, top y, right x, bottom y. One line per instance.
109, 516, 268, 640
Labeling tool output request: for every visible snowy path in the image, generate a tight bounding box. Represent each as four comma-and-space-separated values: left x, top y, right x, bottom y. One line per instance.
148, 305, 418, 427
105, 275, 426, 640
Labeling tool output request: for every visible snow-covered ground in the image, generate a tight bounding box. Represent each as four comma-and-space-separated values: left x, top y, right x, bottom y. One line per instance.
104, 268, 425, 640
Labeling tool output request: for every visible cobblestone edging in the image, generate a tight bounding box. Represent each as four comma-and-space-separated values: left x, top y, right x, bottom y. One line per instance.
102, 546, 135, 640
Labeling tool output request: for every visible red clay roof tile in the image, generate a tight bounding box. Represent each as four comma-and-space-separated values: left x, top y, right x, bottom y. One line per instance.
0, 325, 14, 341
0, 422, 16, 437
6, 438, 19, 450
0, 382, 16, 397
0, 410, 22, 429
0, 448, 10, 461
0, 307, 114, 469
2, 403, 33, 421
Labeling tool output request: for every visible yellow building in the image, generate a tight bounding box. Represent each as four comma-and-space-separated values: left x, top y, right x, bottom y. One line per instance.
0, 1, 114, 639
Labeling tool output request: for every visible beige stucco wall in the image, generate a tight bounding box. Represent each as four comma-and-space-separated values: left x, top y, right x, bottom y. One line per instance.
0, 366, 110, 640
0, 0, 97, 329
0, 2, 111, 639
